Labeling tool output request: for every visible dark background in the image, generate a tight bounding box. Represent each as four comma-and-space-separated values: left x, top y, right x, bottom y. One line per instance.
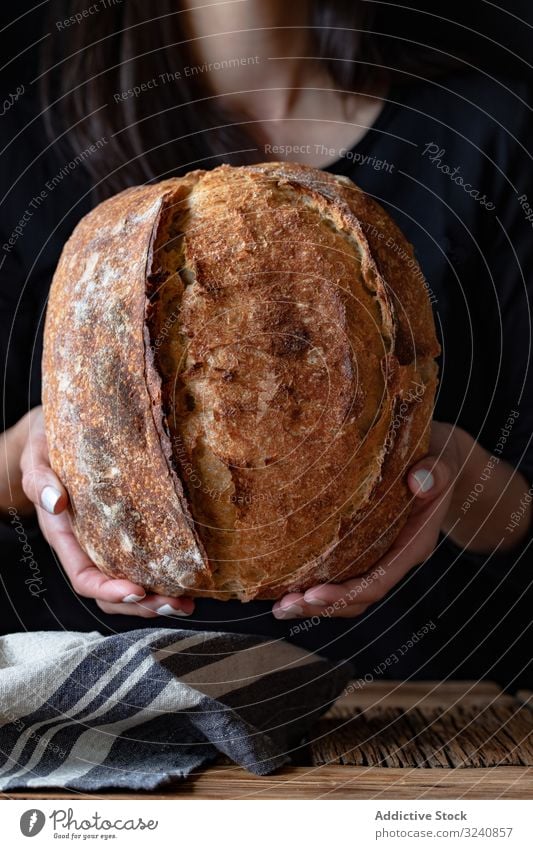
1, 1, 532, 689
2, 1, 533, 90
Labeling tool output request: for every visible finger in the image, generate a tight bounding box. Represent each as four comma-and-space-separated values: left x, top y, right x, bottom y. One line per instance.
317, 603, 369, 619
272, 592, 306, 619
20, 419, 68, 515
97, 594, 194, 618
138, 594, 195, 617
72, 563, 193, 611
97, 599, 158, 618
25, 474, 67, 515
273, 590, 369, 619
303, 576, 384, 609
408, 455, 451, 501
297, 601, 369, 619
37, 507, 148, 603
273, 593, 366, 619
71, 566, 149, 604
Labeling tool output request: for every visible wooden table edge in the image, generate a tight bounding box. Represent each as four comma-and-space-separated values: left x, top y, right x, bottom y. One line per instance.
1, 766, 532, 800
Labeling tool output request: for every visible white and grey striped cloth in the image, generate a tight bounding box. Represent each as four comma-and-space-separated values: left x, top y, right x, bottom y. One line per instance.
0, 628, 352, 791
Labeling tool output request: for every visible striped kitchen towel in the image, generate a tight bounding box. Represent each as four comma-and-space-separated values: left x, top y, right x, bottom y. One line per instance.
0, 629, 352, 791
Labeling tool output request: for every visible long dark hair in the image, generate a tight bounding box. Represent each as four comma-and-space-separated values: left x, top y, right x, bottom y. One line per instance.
40, 0, 456, 201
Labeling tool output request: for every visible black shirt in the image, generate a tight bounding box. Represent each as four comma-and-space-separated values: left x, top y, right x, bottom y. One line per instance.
2, 72, 533, 688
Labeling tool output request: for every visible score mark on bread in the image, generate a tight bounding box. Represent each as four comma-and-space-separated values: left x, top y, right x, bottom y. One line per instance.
43, 163, 439, 600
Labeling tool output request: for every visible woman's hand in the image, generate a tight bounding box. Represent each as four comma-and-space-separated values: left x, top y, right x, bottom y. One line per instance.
18, 407, 194, 618
0, 411, 34, 515
273, 421, 464, 620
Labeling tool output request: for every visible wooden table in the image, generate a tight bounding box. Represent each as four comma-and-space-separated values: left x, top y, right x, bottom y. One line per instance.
2, 680, 532, 800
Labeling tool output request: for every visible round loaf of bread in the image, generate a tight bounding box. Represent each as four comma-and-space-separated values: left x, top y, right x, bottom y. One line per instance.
42, 162, 440, 601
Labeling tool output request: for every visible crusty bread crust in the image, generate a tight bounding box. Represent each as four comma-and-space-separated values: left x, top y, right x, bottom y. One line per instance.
43, 163, 439, 601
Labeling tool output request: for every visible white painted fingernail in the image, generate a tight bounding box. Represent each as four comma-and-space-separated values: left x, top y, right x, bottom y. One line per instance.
273, 604, 305, 620
122, 593, 146, 603
41, 485, 62, 514
156, 604, 191, 617
412, 469, 435, 493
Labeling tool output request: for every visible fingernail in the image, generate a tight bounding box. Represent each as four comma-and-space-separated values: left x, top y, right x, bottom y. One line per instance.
122, 593, 146, 603
412, 469, 435, 493
156, 604, 191, 617
303, 593, 329, 606
273, 604, 305, 620
41, 485, 62, 514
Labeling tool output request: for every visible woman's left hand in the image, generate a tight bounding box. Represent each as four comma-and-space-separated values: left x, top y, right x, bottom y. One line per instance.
273, 421, 465, 620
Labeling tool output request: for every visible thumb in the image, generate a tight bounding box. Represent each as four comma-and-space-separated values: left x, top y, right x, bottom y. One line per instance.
407, 455, 452, 502
20, 408, 69, 515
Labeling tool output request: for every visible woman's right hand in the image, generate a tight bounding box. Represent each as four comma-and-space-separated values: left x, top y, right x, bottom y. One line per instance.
17, 406, 194, 618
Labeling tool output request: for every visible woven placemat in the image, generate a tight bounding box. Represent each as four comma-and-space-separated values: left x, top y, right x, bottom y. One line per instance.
309, 701, 533, 768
